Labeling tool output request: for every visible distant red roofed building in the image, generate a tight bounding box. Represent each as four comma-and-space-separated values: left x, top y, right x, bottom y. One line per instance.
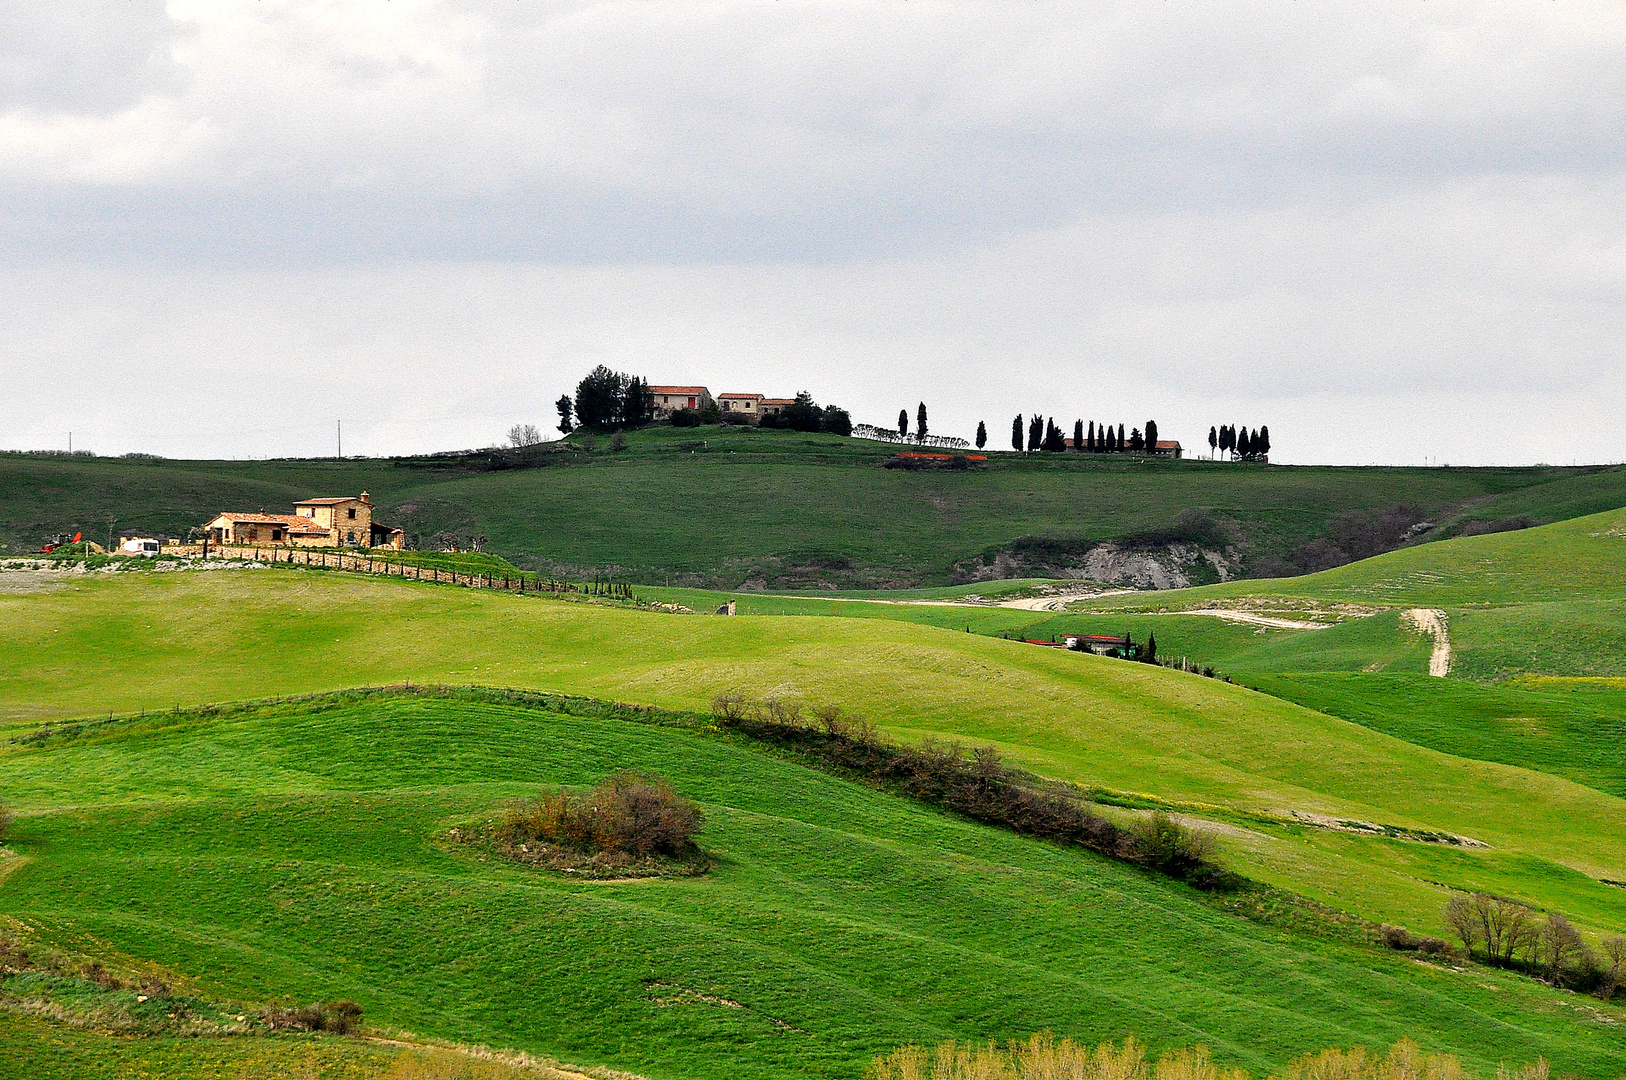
650, 385, 714, 418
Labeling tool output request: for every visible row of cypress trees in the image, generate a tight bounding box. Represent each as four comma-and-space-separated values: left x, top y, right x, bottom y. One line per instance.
1207, 424, 1270, 460
976, 415, 1163, 454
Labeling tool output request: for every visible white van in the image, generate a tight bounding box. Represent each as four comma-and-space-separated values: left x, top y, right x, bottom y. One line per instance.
120, 537, 161, 557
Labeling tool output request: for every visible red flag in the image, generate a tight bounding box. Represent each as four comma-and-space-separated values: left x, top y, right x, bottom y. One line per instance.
72, 532, 82, 543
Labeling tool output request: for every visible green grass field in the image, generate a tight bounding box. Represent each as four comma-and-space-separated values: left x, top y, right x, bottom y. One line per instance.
5, 431, 1620, 587
3, 691, 1622, 1079
4, 567, 1626, 953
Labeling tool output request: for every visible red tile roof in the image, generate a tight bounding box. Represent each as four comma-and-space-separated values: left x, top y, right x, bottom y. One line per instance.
651, 386, 709, 395
718, 392, 763, 400
212, 513, 329, 534
293, 497, 363, 505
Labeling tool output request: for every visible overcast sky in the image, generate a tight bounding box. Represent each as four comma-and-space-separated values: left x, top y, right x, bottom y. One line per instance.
2, 1, 1622, 465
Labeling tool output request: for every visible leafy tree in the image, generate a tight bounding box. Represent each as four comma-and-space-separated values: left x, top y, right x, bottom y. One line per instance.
556, 395, 575, 435
821, 404, 852, 436
574, 365, 629, 431
1027, 414, 1044, 453
1073, 419, 1084, 451
1011, 415, 1023, 452
777, 391, 823, 432
1128, 427, 1145, 453
975, 421, 987, 449
898, 409, 909, 438
1145, 420, 1158, 452
916, 402, 928, 444
1208, 425, 1218, 458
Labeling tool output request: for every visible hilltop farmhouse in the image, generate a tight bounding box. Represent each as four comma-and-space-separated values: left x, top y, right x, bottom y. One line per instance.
650, 386, 715, 418
203, 492, 404, 549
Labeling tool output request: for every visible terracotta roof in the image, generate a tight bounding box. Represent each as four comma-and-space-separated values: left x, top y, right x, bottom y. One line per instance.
293, 497, 363, 505
760, 398, 796, 406
1155, 440, 1182, 450
212, 513, 329, 533
651, 386, 709, 395
718, 392, 763, 400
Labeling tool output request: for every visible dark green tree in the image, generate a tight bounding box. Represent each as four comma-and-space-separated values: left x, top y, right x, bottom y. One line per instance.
1239, 428, 1252, 458
821, 404, 852, 436
1142, 632, 1158, 664
898, 409, 909, 438
623, 377, 654, 427
916, 402, 928, 444
1128, 427, 1145, 453
1073, 419, 1084, 451
1208, 425, 1218, 458
1011, 415, 1023, 452
1043, 418, 1066, 453
1087, 420, 1096, 452
781, 391, 822, 432
1027, 414, 1044, 453
1117, 424, 1126, 451
1258, 425, 1271, 457
574, 365, 629, 430
556, 395, 575, 435
1145, 420, 1158, 452
975, 421, 987, 449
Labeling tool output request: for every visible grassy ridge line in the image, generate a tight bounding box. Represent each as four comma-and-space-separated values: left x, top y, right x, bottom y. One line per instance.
3, 435, 1616, 587
4, 569, 1626, 942
3, 694, 1622, 1077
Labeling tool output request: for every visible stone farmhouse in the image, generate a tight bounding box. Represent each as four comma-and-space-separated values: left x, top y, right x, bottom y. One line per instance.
203, 492, 404, 549
650, 385, 715, 418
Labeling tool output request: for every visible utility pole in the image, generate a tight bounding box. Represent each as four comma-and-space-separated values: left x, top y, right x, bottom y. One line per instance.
337, 420, 342, 459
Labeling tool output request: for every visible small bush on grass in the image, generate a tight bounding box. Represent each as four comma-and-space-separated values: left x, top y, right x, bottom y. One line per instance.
264, 999, 363, 1035
477, 770, 709, 878
0, 798, 11, 843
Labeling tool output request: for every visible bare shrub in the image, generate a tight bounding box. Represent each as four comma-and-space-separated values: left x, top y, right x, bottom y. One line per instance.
0, 799, 10, 843
1445, 892, 1540, 967
1276, 1039, 1470, 1080
504, 770, 702, 858
1415, 936, 1455, 959
264, 999, 363, 1035
711, 691, 749, 721
81, 960, 122, 989
866, 1035, 1490, 1080
1534, 913, 1587, 984
1379, 925, 1417, 951
1599, 935, 1626, 999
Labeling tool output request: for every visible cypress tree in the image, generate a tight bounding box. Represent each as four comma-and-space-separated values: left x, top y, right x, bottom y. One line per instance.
898, 409, 908, 438
1128, 427, 1145, 453
1087, 420, 1096, 452
1012, 415, 1023, 452
1258, 425, 1270, 456
975, 421, 987, 450
1239, 428, 1252, 457
1143, 631, 1158, 664
1027, 414, 1044, 453
1117, 423, 1126, 451
916, 402, 929, 444
1073, 419, 1084, 451
1208, 425, 1217, 458
1145, 420, 1158, 453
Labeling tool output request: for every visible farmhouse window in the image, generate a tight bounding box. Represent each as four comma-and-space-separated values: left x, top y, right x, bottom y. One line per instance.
347, 508, 356, 519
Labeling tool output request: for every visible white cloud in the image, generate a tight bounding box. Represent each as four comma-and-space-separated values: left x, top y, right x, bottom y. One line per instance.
0, 1, 1622, 464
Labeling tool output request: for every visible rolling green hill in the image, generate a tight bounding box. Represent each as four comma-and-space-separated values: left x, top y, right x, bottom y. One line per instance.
4, 430, 1620, 588
2, 691, 1621, 1078
4, 567, 1626, 955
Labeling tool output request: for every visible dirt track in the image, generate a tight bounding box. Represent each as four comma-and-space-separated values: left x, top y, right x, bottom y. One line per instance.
1404, 608, 1453, 676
